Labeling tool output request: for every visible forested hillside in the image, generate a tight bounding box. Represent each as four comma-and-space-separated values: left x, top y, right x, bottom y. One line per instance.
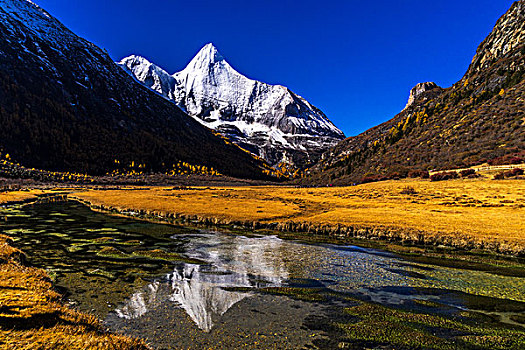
307, 1, 525, 185
0, 0, 274, 180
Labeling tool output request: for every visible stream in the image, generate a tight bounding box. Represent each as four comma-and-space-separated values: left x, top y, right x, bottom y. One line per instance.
1, 201, 524, 349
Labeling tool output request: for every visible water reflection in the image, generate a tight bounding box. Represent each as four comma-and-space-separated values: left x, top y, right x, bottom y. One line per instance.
116, 282, 162, 319
115, 235, 289, 331
4, 201, 524, 345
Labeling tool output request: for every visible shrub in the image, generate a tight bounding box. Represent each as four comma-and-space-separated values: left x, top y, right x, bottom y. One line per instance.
504, 168, 524, 177
494, 172, 505, 180
430, 171, 459, 182
360, 172, 406, 184
360, 176, 375, 184
387, 172, 401, 180
460, 169, 476, 177
408, 170, 430, 179
488, 153, 524, 165
400, 186, 417, 195
360, 174, 387, 184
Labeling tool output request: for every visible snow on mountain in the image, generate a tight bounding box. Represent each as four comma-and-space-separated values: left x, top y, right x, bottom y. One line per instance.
0, 0, 101, 53
119, 43, 345, 167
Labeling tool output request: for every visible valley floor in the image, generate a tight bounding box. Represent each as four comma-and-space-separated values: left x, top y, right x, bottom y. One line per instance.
69, 178, 525, 256
0, 189, 46, 205
0, 178, 524, 349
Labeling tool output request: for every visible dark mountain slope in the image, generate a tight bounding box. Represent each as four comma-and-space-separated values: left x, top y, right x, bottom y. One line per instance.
306, 0, 525, 185
0, 0, 273, 179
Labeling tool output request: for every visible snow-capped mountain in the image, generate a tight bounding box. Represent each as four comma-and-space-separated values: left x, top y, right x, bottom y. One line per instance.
119, 44, 345, 167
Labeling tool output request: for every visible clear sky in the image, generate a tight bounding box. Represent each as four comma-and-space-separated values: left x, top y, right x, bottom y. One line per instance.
34, 0, 515, 137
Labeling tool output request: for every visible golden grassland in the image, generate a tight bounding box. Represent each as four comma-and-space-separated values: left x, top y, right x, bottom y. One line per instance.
0, 234, 150, 350
0, 189, 47, 205
71, 179, 525, 254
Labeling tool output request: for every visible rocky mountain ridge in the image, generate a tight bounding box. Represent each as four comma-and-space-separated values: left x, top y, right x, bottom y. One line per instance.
467, 0, 525, 75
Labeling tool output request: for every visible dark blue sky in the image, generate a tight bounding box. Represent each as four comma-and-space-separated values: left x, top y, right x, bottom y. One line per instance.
35, 0, 514, 136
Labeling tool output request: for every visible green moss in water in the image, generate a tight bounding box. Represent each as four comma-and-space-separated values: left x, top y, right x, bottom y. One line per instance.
92, 237, 116, 244
339, 302, 525, 349
96, 246, 129, 259
57, 271, 152, 317
66, 245, 84, 253
86, 268, 117, 280
461, 292, 525, 313
413, 299, 446, 308
120, 240, 142, 246
3, 228, 33, 235
510, 314, 525, 325
131, 249, 206, 264
47, 232, 71, 239
86, 228, 118, 232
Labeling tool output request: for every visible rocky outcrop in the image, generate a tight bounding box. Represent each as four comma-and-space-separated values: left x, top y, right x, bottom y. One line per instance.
404, 82, 441, 109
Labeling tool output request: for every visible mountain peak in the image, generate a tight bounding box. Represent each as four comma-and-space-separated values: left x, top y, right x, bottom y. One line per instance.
119, 54, 151, 67
118, 55, 167, 76
184, 43, 225, 71
120, 43, 344, 167
200, 43, 222, 58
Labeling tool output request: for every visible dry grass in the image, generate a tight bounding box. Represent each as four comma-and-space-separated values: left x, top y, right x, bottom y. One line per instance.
0, 234, 150, 349
73, 187, 299, 221
0, 190, 45, 205
71, 179, 525, 252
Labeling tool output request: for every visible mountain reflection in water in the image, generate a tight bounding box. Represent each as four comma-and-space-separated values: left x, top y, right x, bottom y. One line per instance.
114, 234, 289, 331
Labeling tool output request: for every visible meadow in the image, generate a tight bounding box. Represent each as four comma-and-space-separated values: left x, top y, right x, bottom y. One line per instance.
71, 178, 525, 255
0, 189, 46, 205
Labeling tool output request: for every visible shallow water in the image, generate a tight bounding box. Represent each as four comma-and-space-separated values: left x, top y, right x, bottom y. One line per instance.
1, 201, 524, 349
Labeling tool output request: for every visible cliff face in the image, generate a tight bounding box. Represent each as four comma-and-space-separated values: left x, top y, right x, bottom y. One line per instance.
404, 82, 442, 109
467, 1, 525, 75
307, 1, 525, 185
